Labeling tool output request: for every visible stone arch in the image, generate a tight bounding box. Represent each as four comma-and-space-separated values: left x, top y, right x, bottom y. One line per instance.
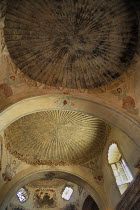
0, 95, 140, 209
0, 95, 140, 148
0, 167, 106, 210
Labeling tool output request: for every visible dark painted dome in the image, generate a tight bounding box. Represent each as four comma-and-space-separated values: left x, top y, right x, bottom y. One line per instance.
4, 0, 138, 89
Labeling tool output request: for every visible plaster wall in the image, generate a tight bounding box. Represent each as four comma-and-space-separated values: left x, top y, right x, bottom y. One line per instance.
7, 182, 88, 210
0, 1, 140, 210
0, 0, 140, 124
102, 126, 140, 209
0, 135, 107, 210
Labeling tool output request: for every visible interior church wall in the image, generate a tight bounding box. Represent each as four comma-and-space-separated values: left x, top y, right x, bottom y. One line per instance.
0, 0, 140, 124
107, 127, 140, 176
2, 125, 139, 210
0, 0, 140, 209
0, 131, 106, 209
101, 126, 140, 209
7, 182, 88, 210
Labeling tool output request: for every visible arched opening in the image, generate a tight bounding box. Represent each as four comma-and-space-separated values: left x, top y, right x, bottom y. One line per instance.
0, 96, 140, 209
82, 195, 99, 210
108, 143, 133, 194
0, 170, 106, 210
0, 95, 140, 149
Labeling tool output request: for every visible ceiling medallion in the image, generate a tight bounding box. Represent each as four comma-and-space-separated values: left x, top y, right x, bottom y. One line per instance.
4, 0, 138, 89
5, 110, 110, 165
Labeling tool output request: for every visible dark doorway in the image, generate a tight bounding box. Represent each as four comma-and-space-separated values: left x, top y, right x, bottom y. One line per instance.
82, 195, 99, 210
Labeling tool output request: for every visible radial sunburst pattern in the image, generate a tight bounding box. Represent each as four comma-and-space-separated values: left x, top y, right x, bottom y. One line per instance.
4, 0, 138, 89
5, 110, 109, 165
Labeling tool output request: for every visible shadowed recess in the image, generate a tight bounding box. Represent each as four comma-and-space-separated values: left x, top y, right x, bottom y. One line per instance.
4, 0, 138, 89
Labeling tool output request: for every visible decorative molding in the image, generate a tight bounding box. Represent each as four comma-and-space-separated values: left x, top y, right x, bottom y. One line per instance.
55, 97, 74, 109
27, 178, 66, 188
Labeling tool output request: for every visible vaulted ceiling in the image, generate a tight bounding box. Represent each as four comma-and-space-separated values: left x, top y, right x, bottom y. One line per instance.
4, 110, 109, 165
4, 0, 138, 89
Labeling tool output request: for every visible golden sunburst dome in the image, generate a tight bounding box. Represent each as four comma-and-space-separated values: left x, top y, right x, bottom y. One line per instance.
4, 110, 109, 165
4, 0, 138, 89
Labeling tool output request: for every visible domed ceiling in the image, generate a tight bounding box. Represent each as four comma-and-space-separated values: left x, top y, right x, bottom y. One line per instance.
4, 0, 138, 89
4, 110, 109, 165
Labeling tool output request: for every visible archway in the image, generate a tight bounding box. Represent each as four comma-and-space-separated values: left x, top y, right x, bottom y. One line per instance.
0, 169, 106, 210
0, 95, 140, 148
0, 95, 140, 209
82, 195, 99, 210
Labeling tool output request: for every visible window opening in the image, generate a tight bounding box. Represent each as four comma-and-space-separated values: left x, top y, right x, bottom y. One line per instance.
108, 143, 133, 194
17, 187, 28, 202
62, 186, 73, 201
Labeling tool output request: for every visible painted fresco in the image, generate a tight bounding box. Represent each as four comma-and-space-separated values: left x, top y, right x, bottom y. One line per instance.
2, 150, 21, 182
112, 85, 139, 115
56, 97, 74, 109
94, 175, 103, 182
7, 203, 29, 210
0, 83, 13, 100
33, 189, 56, 208
28, 178, 66, 188
83, 158, 104, 184
78, 186, 83, 196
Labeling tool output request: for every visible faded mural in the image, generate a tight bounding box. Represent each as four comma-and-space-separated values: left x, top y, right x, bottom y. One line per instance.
83, 158, 104, 184
112, 85, 139, 115
2, 149, 21, 182
33, 189, 56, 208
0, 0, 139, 124
0, 83, 13, 100
7, 181, 88, 210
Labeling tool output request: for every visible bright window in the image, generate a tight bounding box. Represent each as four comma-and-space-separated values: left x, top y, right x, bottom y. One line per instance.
108, 143, 133, 194
62, 186, 73, 200
17, 188, 28, 202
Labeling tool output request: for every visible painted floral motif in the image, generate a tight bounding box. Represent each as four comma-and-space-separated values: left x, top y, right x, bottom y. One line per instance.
82, 158, 104, 184
28, 178, 65, 188
82, 158, 101, 171
56, 97, 74, 109
4, 71, 22, 87
2, 159, 21, 182
112, 85, 139, 115
0, 83, 13, 100
78, 186, 83, 195
33, 189, 56, 208
94, 175, 103, 182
